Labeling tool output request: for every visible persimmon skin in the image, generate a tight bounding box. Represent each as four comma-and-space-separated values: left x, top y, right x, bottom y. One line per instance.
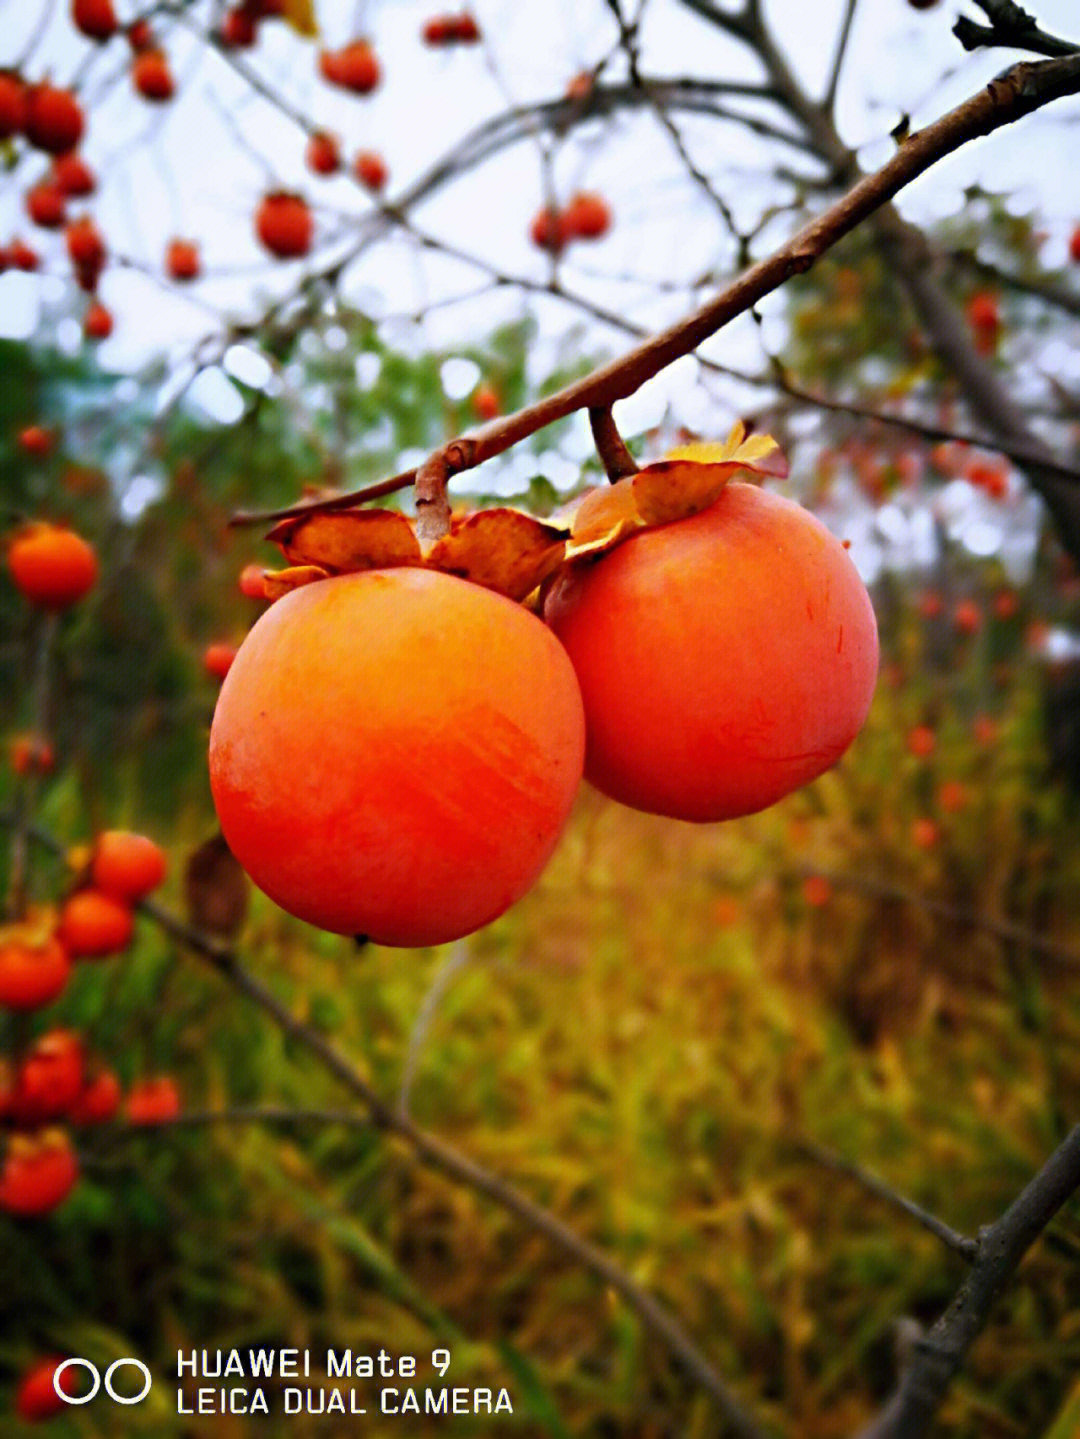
0, 935, 70, 1011
59, 889, 133, 958
544, 482, 878, 822
8, 523, 98, 609
91, 830, 167, 901
209, 568, 586, 946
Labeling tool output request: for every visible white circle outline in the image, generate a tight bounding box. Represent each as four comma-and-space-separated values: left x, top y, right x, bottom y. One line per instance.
52, 1358, 100, 1405
104, 1358, 153, 1405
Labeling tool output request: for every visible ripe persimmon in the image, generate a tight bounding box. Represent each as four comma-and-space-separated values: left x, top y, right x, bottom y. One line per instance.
69, 1067, 121, 1123
563, 191, 610, 240
530, 205, 567, 254
26, 181, 66, 229
59, 888, 133, 958
125, 1075, 181, 1123
0, 72, 26, 139
10, 732, 55, 776
24, 84, 84, 154
17, 424, 53, 456
306, 130, 341, 175
11, 1030, 84, 1122
65, 214, 106, 270
7, 522, 98, 609
0, 1131, 79, 1215
15, 1357, 81, 1420
8, 237, 40, 270
319, 40, 380, 93
544, 482, 878, 822
1071, 225, 1080, 265
91, 830, 167, 901
353, 149, 388, 191
52, 151, 95, 195
72, 0, 118, 40
132, 49, 175, 101
83, 299, 113, 339
472, 382, 500, 421
221, 7, 258, 47
255, 191, 313, 258
165, 237, 200, 280
0, 931, 70, 1011
209, 568, 586, 945
203, 641, 238, 679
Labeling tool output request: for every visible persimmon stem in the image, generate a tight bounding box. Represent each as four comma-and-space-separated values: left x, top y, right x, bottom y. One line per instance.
589, 406, 639, 482
414, 452, 452, 545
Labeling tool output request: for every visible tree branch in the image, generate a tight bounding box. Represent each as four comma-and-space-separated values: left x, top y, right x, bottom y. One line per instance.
857, 1126, 1080, 1438
228, 52, 1080, 529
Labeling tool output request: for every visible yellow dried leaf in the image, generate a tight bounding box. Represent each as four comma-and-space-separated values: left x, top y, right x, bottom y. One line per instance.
282, 0, 318, 37
424, 509, 566, 602
631, 459, 737, 526
267, 509, 422, 571
262, 565, 331, 599
565, 480, 644, 559
0, 906, 58, 950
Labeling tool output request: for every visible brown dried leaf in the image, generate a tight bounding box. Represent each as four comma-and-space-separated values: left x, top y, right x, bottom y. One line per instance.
424, 509, 566, 602
564, 480, 644, 559
631, 459, 738, 526
267, 509, 421, 571
184, 833, 249, 940
261, 565, 331, 600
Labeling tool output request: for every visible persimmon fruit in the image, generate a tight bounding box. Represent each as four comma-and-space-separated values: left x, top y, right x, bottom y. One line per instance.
52, 151, 95, 195
543, 482, 878, 822
306, 130, 341, 175
166, 237, 200, 280
7, 522, 98, 609
132, 49, 175, 101
59, 888, 134, 958
125, 1075, 181, 1123
353, 149, 388, 192
319, 40, 380, 94
563, 191, 611, 240
91, 830, 167, 901
83, 299, 113, 339
70, 1067, 122, 1123
1070, 224, 1080, 265
26, 181, 66, 229
17, 424, 53, 456
72, 0, 118, 41
10, 732, 55, 776
0, 932, 70, 1011
204, 641, 238, 679
24, 84, 84, 154
0, 1131, 79, 1214
0, 72, 26, 139
255, 192, 313, 258
15, 1357, 81, 1420
209, 568, 586, 945
11, 1030, 84, 1122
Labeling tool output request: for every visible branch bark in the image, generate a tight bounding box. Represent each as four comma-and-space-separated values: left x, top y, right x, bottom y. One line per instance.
857, 1127, 1080, 1439
230, 52, 1080, 529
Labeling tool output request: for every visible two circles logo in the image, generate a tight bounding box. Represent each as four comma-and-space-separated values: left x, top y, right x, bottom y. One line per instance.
54, 1358, 152, 1406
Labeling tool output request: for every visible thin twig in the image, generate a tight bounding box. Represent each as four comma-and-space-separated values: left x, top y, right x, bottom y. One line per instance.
858, 1126, 1080, 1438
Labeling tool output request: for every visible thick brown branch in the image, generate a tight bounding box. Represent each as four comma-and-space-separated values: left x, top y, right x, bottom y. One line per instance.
229, 52, 1080, 531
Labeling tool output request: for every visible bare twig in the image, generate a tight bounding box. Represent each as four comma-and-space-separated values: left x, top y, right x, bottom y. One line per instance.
858, 1126, 1080, 1438
228, 52, 1080, 530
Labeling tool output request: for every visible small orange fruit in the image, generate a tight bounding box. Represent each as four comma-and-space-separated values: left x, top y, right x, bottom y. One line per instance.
58, 889, 134, 958
91, 830, 167, 901
7, 522, 98, 609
